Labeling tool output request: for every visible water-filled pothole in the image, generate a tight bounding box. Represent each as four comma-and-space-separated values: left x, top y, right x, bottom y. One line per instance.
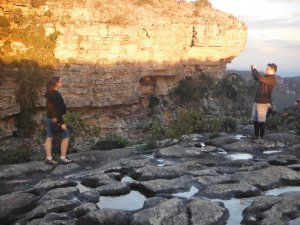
121, 176, 135, 183
211, 198, 253, 225
227, 153, 253, 160
289, 217, 300, 225
97, 190, 147, 211
156, 158, 177, 167
172, 186, 199, 199
210, 186, 300, 225
263, 150, 282, 154
235, 134, 246, 140
76, 182, 91, 193
265, 186, 300, 196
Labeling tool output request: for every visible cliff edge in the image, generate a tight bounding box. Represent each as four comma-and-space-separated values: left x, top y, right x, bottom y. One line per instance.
0, 0, 247, 138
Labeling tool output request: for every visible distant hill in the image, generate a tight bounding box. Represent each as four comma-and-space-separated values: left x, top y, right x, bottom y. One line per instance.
226, 70, 300, 111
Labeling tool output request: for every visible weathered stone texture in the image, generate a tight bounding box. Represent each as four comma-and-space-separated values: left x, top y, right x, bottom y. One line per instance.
0, 0, 247, 137
0, 78, 20, 139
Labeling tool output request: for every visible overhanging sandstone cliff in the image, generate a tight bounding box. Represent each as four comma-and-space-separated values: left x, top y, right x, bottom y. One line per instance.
0, 0, 247, 138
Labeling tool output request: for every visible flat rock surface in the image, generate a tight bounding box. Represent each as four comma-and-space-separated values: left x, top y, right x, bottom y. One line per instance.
0, 131, 299, 225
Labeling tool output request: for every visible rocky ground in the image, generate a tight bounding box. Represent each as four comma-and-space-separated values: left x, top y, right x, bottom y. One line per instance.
0, 126, 300, 225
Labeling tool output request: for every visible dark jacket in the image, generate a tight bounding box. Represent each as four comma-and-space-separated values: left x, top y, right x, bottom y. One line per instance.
45, 90, 66, 124
252, 69, 276, 103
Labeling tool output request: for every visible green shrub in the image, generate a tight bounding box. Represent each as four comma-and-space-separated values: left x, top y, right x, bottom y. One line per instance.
9, 60, 51, 136
142, 107, 237, 146
195, 116, 223, 133
143, 122, 166, 139
17, 111, 34, 130
142, 122, 166, 150
166, 108, 237, 138
91, 134, 129, 150
174, 76, 195, 101
0, 147, 33, 165
174, 74, 215, 101
280, 105, 300, 132
143, 139, 158, 151
64, 111, 101, 138
1, 6, 60, 136
222, 116, 237, 131
214, 74, 256, 101
149, 95, 160, 108
266, 114, 283, 130
296, 119, 300, 134
14, 60, 49, 110
167, 108, 205, 138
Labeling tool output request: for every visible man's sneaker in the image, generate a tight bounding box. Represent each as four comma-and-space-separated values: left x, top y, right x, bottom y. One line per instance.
250, 135, 261, 140
45, 158, 58, 165
254, 137, 264, 144
60, 157, 73, 164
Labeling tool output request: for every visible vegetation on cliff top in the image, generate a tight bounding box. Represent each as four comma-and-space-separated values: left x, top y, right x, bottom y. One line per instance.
0, 2, 59, 133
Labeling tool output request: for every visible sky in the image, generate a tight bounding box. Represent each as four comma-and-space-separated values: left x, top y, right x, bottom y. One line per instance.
190, 0, 300, 77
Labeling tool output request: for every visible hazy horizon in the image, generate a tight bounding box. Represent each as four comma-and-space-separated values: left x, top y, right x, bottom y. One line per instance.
225, 67, 300, 78
207, 0, 300, 78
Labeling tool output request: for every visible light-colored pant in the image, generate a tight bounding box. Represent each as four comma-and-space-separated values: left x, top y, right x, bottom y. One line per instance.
250, 103, 271, 122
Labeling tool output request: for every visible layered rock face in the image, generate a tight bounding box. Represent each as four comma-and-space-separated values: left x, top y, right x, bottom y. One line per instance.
0, 0, 247, 138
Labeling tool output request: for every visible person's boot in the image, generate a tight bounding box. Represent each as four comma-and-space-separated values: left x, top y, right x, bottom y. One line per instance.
259, 122, 265, 139
253, 122, 265, 144
253, 121, 260, 138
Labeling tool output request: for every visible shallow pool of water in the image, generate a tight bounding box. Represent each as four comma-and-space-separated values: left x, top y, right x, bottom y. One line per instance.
263, 150, 282, 154
121, 176, 135, 183
211, 198, 253, 225
76, 182, 91, 193
235, 134, 246, 140
265, 186, 300, 196
156, 158, 177, 167
212, 186, 300, 224
98, 190, 147, 211
289, 217, 300, 225
227, 153, 253, 160
172, 186, 199, 199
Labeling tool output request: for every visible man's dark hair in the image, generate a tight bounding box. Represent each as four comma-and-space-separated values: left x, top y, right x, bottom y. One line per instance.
268, 63, 277, 72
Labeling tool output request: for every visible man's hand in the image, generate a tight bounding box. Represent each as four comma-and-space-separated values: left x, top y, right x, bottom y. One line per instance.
251, 64, 256, 70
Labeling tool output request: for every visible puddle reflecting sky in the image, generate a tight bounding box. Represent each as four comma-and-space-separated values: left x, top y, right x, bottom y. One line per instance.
227, 153, 253, 160
265, 186, 300, 225
172, 186, 199, 199
263, 150, 282, 154
121, 176, 135, 183
156, 158, 177, 167
206, 186, 300, 225
265, 186, 300, 196
98, 190, 147, 211
76, 182, 91, 193
289, 217, 300, 225
211, 198, 253, 225
235, 135, 246, 140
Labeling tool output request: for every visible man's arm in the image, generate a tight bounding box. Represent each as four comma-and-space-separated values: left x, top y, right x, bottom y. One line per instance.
251, 64, 276, 85
251, 64, 260, 81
